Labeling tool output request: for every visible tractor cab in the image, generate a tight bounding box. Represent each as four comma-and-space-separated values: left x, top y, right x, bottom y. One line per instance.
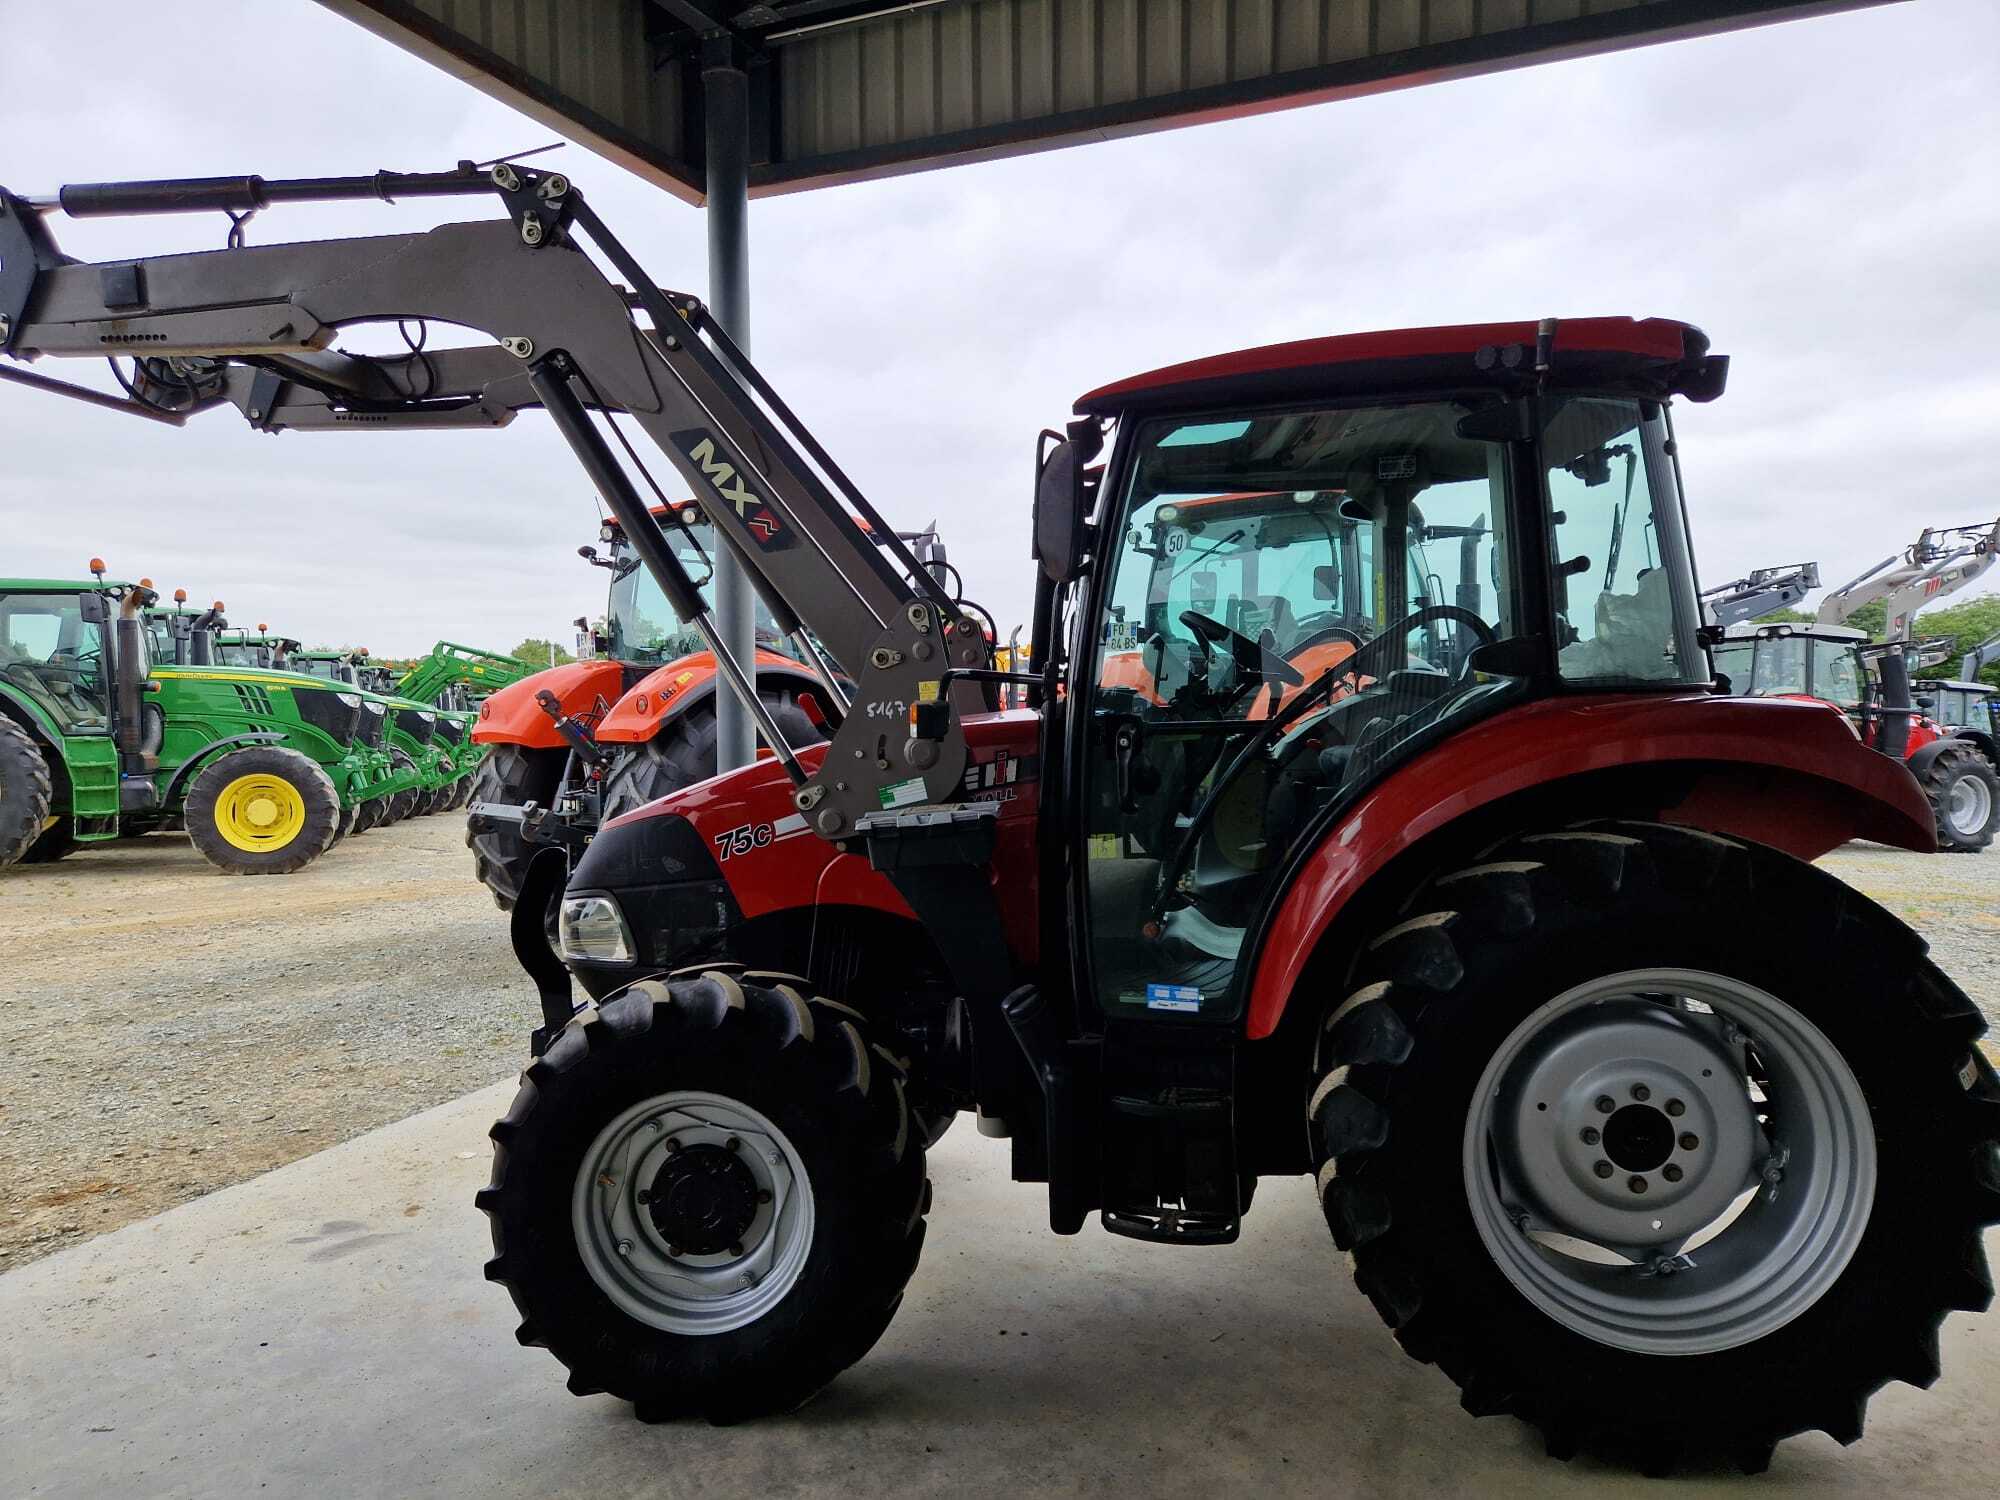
1066, 324, 1710, 1026
0, 580, 123, 734
596, 504, 796, 667
1913, 677, 2000, 735
1710, 622, 1868, 710
144, 591, 229, 667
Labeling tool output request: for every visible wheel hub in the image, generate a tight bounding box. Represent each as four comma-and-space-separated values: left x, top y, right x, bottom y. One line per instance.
1495, 1001, 1758, 1248
1464, 969, 1878, 1356
571, 1091, 814, 1337
648, 1143, 759, 1255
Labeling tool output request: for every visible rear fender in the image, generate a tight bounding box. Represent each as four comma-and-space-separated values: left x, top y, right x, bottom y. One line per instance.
471, 660, 631, 749
594, 651, 824, 746
1243, 693, 1933, 1040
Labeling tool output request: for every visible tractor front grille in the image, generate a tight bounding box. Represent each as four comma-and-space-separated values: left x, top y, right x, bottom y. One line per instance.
433, 717, 465, 745
394, 708, 437, 743
294, 687, 361, 743
357, 702, 388, 748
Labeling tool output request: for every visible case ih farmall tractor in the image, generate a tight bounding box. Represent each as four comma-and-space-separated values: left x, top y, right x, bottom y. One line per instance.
3, 164, 1995, 1473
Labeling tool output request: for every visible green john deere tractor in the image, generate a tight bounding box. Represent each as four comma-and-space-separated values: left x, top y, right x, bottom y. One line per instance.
0, 570, 378, 872
283, 647, 436, 830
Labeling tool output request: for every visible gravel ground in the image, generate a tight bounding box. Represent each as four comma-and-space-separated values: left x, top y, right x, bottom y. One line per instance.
1, 829, 1995, 1274
0, 815, 524, 1272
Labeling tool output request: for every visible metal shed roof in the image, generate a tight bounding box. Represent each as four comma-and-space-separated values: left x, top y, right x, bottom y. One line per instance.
315, 0, 1894, 203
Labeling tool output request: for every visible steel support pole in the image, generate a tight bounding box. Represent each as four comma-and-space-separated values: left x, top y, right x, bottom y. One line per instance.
704, 48, 757, 773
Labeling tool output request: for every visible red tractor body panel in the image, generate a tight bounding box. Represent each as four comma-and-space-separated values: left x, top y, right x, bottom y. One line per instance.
1243, 692, 1936, 1039
605, 709, 1045, 962
594, 649, 822, 745
473, 660, 630, 749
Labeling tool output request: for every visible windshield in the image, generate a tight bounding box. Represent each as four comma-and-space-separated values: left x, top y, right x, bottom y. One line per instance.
0, 592, 111, 730
604, 513, 789, 667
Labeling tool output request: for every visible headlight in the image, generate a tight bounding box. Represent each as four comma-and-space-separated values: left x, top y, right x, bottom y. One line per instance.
559, 894, 634, 965
418, 710, 436, 723
336, 692, 361, 708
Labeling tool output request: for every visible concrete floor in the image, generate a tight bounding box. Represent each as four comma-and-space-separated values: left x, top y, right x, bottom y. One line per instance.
2, 1085, 1994, 1500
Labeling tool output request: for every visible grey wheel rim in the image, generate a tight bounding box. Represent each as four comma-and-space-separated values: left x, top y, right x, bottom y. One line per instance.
573, 1091, 815, 1336
1946, 771, 1992, 838
1463, 968, 1875, 1356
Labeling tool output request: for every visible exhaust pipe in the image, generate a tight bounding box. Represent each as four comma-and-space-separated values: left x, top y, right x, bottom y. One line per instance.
114, 585, 155, 764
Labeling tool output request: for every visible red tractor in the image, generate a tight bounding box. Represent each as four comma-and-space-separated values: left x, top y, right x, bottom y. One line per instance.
466, 501, 972, 909
5, 164, 1994, 1473
465, 503, 828, 910
1713, 622, 2000, 851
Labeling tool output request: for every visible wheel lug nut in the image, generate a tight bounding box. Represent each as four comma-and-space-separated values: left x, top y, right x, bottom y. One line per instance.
1628, 1176, 1648, 1195
1580, 1127, 1601, 1145
1665, 1098, 1685, 1117
1594, 1160, 1614, 1179
615, 1239, 634, 1257
1679, 1132, 1699, 1151
1663, 1164, 1684, 1183
1595, 1096, 1615, 1115
1630, 1083, 1650, 1102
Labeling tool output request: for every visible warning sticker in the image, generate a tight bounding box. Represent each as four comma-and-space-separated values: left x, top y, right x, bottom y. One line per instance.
1145, 983, 1203, 1014
917, 679, 942, 703
878, 776, 928, 810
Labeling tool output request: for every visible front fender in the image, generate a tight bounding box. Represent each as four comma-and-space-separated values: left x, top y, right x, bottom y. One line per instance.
162, 731, 289, 804
472, 660, 632, 749
593, 651, 824, 745
1244, 693, 1932, 1040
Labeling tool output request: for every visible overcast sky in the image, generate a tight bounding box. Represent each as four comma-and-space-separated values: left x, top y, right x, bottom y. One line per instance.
3, 0, 1995, 653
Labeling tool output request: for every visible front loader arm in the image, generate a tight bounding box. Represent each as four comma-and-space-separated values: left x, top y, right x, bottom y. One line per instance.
0, 163, 991, 841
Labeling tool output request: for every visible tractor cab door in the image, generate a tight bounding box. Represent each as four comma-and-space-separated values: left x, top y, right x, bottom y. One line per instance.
1074, 395, 1705, 1029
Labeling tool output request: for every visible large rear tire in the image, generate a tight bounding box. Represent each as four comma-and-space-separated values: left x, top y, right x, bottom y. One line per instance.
479, 967, 928, 1421
0, 717, 54, 868
1922, 743, 1999, 852
1309, 821, 1999, 1473
600, 697, 823, 826
466, 744, 567, 910
184, 746, 341, 875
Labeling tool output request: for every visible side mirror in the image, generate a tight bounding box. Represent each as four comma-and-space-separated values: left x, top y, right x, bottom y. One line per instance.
1034, 431, 1087, 585
1312, 565, 1338, 600
78, 592, 109, 625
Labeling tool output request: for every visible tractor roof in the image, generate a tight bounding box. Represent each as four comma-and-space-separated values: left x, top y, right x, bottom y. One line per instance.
1075, 317, 1721, 417
2, 578, 128, 593
1914, 678, 1998, 695
1719, 622, 1868, 643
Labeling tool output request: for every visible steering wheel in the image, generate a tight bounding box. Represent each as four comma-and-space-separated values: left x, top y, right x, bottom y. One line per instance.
1179, 609, 1303, 692
1338, 605, 1497, 685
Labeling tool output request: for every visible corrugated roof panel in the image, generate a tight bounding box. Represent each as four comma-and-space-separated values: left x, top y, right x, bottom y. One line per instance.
316, 0, 1894, 200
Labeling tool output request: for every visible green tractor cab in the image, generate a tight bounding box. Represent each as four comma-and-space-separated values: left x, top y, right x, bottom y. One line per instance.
1, 569, 369, 873
144, 589, 229, 667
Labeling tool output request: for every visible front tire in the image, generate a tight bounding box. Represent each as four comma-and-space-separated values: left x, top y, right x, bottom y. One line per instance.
1923, 743, 1999, 852
599, 697, 823, 825
1309, 821, 1999, 1472
479, 967, 928, 1421
185, 746, 341, 874
466, 744, 566, 909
